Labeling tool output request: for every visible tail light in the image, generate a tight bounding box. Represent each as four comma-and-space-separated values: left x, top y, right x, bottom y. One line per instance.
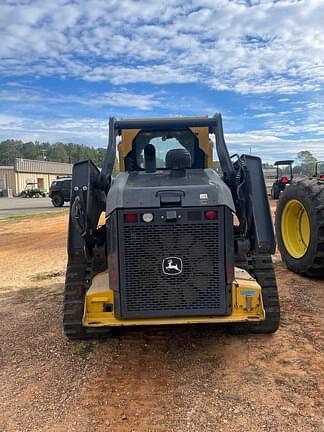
205, 210, 218, 220
124, 213, 138, 223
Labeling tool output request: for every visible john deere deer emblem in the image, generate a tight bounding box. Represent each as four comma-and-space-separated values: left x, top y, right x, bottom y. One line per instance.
162, 257, 183, 275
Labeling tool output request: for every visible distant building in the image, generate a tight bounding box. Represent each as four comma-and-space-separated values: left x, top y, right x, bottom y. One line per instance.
0, 158, 72, 196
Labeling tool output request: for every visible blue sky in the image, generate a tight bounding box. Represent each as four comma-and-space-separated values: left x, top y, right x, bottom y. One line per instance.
0, 0, 324, 163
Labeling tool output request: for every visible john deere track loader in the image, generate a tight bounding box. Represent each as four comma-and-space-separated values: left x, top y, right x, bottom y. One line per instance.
64, 114, 280, 339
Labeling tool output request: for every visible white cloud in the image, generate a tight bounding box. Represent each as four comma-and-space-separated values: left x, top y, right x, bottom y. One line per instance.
225, 131, 324, 161
0, 0, 324, 94
0, 115, 109, 145
0, 86, 161, 110
1, 0, 324, 159
1, 114, 324, 162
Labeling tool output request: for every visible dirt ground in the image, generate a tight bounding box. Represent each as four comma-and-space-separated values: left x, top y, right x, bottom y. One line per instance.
0, 206, 323, 432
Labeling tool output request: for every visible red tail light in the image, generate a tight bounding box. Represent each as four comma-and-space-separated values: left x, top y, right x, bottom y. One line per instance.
320, 174, 324, 180
205, 210, 218, 220
125, 213, 138, 223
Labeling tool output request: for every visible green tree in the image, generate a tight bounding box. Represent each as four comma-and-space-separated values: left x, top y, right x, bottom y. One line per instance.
47, 142, 69, 163
262, 162, 274, 169
22, 141, 39, 160
95, 147, 107, 167
0, 138, 114, 167
297, 150, 317, 176
0, 140, 22, 165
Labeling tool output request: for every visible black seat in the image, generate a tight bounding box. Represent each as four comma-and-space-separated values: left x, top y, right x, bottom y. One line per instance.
165, 148, 192, 170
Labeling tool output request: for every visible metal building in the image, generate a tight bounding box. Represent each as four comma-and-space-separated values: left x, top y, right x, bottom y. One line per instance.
0, 158, 72, 196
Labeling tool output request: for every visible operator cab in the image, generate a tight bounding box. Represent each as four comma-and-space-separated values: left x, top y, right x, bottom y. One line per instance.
315, 161, 324, 180
271, 160, 294, 200
123, 129, 205, 171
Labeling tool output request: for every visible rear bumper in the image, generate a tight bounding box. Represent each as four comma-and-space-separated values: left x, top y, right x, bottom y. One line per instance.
83, 269, 265, 327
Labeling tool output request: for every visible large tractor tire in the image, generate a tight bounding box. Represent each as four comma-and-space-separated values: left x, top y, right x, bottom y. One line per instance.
271, 183, 280, 200
230, 254, 280, 334
275, 178, 324, 277
63, 253, 110, 340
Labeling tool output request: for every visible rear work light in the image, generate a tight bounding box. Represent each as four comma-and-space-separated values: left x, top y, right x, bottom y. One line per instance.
124, 213, 138, 223
142, 213, 154, 223
205, 210, 218, 220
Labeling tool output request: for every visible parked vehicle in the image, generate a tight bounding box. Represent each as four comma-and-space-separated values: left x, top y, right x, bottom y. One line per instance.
21, 182, 47, 198
270, 160, 294, 199
314, 161, 324, 180
49, 177, 72, 207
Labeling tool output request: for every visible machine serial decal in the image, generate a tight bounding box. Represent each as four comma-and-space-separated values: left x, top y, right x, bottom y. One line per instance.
162, 257, 183, 275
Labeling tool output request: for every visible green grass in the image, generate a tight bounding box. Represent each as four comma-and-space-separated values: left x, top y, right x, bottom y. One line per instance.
32, 270, 65, 281
15, 286, 43, 302
1, 209, 68, 223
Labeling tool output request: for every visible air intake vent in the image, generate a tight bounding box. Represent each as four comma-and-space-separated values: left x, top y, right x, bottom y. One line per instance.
118, 208, 228, 318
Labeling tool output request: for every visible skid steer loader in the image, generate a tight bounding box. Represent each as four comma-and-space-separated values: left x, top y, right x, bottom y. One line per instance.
64, 114, 280, 339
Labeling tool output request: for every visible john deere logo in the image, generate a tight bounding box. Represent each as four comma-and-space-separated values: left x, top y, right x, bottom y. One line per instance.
162, 257, 183, 275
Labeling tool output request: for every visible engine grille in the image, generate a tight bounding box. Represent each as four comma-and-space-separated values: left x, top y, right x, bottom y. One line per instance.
118, 211, 227, 318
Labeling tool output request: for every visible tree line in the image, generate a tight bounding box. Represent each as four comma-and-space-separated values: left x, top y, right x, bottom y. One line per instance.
0, 139, 108, 167
0, 139, 321, 177
263, 150, 322, 177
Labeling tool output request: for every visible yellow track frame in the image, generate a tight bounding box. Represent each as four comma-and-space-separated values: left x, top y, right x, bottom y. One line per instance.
83, 269, 265, 328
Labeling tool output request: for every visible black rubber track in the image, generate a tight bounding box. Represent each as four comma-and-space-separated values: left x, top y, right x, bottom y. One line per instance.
275, 177, 324, 277
230, 254, 280, 334
63, 254, 111, 340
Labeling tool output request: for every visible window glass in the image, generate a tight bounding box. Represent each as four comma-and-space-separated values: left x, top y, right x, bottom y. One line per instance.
134, 130, 195, 169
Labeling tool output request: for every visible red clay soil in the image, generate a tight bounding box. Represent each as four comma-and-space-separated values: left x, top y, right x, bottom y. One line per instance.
0, 208, 323, 432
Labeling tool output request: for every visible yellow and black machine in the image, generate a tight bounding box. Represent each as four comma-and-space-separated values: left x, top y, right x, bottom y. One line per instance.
64, 114, 280, 339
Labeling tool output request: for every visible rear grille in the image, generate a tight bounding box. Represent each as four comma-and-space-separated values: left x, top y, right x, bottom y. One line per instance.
118, 211, 227, 318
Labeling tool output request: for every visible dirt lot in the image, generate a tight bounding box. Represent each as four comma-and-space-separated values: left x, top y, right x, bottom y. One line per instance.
0, 207, 323, 432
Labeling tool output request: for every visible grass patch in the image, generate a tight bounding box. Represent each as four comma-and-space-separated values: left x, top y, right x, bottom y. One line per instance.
2, 210, 68, 223
15, 286, 43, 303
32, 270, 65, 281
